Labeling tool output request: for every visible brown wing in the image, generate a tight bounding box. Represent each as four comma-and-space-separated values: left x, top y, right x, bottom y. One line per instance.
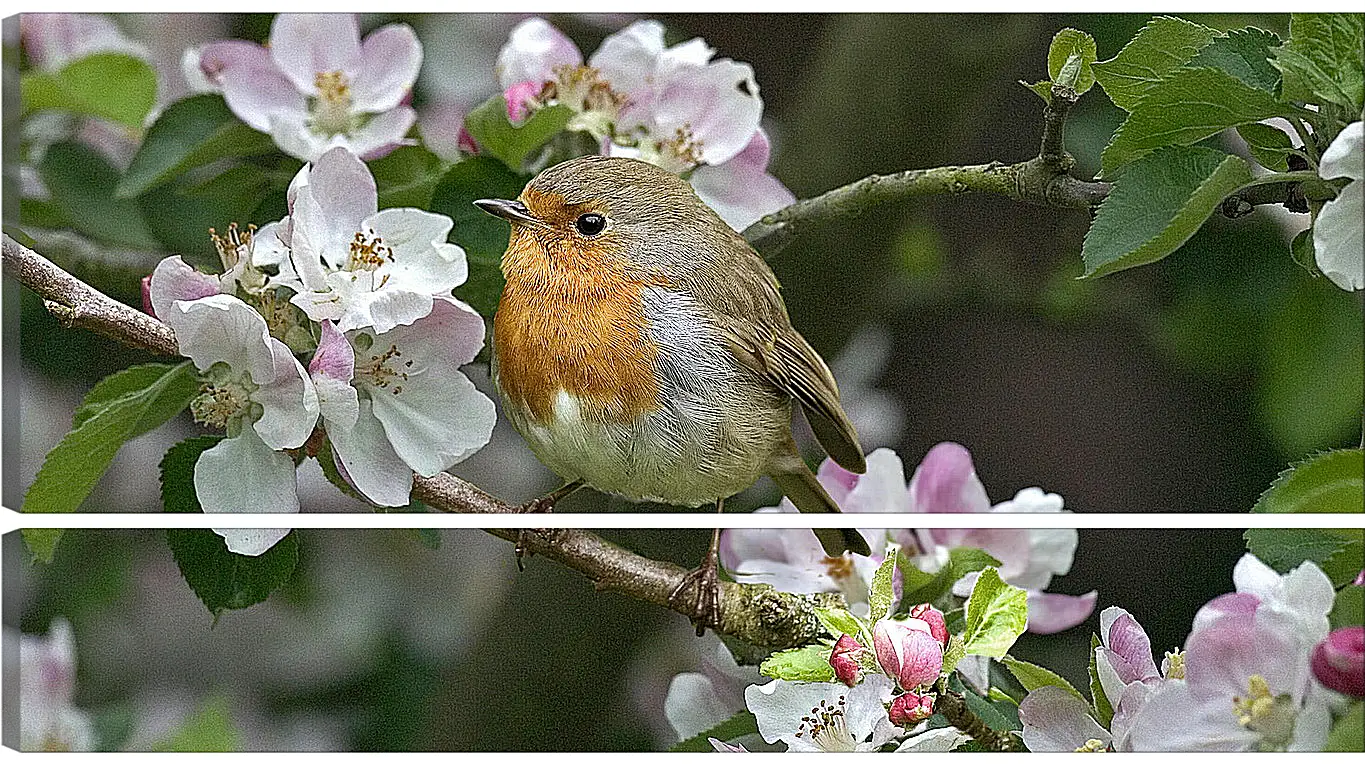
681, 237, 868, 474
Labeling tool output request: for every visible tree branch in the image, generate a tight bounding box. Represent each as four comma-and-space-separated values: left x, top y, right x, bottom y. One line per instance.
932, 678, 1022, 751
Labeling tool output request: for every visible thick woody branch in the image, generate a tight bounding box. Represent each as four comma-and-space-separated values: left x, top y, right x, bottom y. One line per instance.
932, 678, 1022, 751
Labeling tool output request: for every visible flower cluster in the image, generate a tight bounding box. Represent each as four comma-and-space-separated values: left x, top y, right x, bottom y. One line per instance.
148, 146, 495, 553
1020, 554, 1341, 752
720, 442, 1097, 634
491, 17, 794, 230
15, 618, 94, 752
185, 13, 422, 162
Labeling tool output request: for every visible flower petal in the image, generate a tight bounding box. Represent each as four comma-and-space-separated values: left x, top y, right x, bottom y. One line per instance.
268, 113, 337, 162
365, 298, 495, 474
895, 727, 971, 752
269, 13, 362, 95
1313, 174, 1363, 291
351, 24, 423, 113
691, 131, 795, 230
650, 58, 763, 166
589, 20, 668, 110
1019, 686, 1110, 752
346, 106, 418, 160
211, 528, 293, 556
292, 146, 379, 270
193, 430, 300, 513
209, 43, 306, 133
328, 396, 414, 507
495, 17, 582, 89
325, 274, 435, 334
908, 442, 990, 513
364, 208, 468, 294
251, 337, 319, 450
843, 447, 912, 512
1026, 590, 1097, 634
149, 256, 220, 320
665, 672, 741, 741
166, 293, 275, 383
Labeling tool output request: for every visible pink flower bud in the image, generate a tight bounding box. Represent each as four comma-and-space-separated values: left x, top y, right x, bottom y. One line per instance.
888, 692, 936, 726
504, 80, 542, 123
873, 618, 944, 690
829, 633, 863, 686
456, 125, 479, 156
1312, 626, 1364, 698
140, 275, 156, 318
908, 603, 949, 647
1354, 570, 1364, 587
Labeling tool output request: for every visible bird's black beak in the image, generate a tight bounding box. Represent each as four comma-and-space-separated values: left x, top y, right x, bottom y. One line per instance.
474, 198, 543, 228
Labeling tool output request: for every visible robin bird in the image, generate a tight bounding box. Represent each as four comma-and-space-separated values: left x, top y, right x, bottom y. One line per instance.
475, 155, 871, 629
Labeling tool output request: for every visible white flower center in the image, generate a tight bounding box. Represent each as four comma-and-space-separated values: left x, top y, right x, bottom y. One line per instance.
795, 694, 859, 752
311, 70, 355, 136
1231, 674, 1297, 751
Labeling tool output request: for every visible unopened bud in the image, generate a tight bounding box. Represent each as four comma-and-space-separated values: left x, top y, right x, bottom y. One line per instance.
829, 634, 863, 686
908, 603, 949, 647
888, 692, 935, 726
141, 275, 156, 318
873, 618, 944, 690
1312, 627, 1364, 698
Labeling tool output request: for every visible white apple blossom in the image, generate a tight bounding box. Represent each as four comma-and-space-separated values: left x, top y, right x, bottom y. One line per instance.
745, 674, 902, 752
19, 13, 148, 72
187, 13, 421, 161
1314, 121, 1362, 291
273, 146, 469, 334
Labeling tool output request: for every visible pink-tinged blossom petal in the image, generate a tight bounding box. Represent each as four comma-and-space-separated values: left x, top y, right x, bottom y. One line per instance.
908, 442, 991, 513
418, 102, 470, 162
690, 129, 795, 230
213, 50, 307, 133
351, 24, 422, 113
291, 147, 379, 271
20, 13, 148, 71
873, 618, 942, 689
165, 294, 275, 384
504, 80, 542, 123
1185, 612, 1309, 709
328, 397, 414, 507
908, 604, 949, 646
149, 256, 220, 320
310, 320, 359, 432
268, 13, 363, 95
1019, 686, 1110, 752
194, 39, 271, 90
195, 429, 299, 515
364, 297, 495, 475
589, 20, 669, 104
829, 634, 864, 686
251, 336, 320, 451
813, 457, 861, 509
1312, 627, 1365, 698
650, 58, 762, 166
1099, 607, 1160, 682
843, 448, 911, 512
347, 104, 417, 161
211, 527, 293, 556
1191, 592, 1262, 633
309, 320, 354, 382
495, 17, 582, 90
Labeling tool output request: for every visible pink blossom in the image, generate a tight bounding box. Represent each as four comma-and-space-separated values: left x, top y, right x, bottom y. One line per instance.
873, 618, 943, 690
907, 604, 948, 647
1311, 626, 1364, 698
829, 634, 864, 686
888, 692, 936, 726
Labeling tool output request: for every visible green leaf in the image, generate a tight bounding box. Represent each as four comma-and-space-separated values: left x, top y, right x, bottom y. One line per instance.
1253, 449, 1364, 513
1019, 79, 1054, 103
167, 529, 300, 615
22, 529, 64, 564
74, 363, 184, 428
462, 95, 574, 171
1330, 584, 1364, 629
1243, 528, 1365, 587
428, 156, 528, 316
868, 543, 900, 620
1272, 13, 1364, 113
1048, 29, 1097, 94
1093, 16, 1218, 111
963, 687, 1021, 731
813, 606, 865, 640
668, 711, 759, 752
138, 164, 274, 259
117, 94, 275, 198
1101, 67, 1297, 176
1088, 633, 1114, 729
38, 141, 158, 249
160, 435, 224, 512
370, 145, 447, 210
22, 52, 157, 128
23, 362, 198, 512
150, 694, 241, 751
1326, 700, 1364, 752
962, 567, 1029, 658
1082, 146, 1255, 278
759, 644, 836, 683
941, 633, 966, 677
1188, 28, 1284, 94
1237, 123, 1295, 171
1001, 655, 1086, 702
899, 546, 1001, 606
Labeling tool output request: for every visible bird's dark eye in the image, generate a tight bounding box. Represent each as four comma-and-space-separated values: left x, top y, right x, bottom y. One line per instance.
575, 213, 607, 236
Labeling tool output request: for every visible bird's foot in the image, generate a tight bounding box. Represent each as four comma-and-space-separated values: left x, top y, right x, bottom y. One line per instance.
510, 496, 557, 571
669, 548, 722, 636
